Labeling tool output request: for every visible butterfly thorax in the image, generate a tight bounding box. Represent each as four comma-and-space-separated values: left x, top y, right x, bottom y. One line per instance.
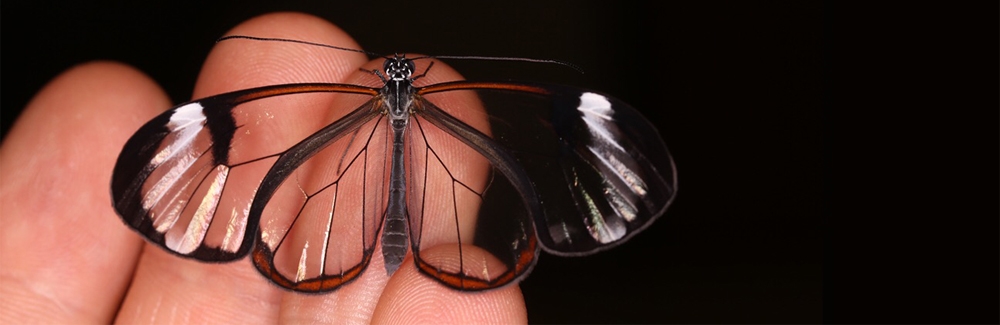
381, 55, 416, 124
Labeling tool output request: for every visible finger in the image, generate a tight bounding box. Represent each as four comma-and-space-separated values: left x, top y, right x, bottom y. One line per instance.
0, 62, 169, 323
115, 12, 371, 324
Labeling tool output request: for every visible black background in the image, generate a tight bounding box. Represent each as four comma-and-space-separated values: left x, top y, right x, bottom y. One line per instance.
5, 1, 826, 323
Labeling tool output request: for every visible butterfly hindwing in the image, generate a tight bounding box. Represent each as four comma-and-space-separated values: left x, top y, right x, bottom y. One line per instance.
400, 92, 541, 290
249, 97, 388, 292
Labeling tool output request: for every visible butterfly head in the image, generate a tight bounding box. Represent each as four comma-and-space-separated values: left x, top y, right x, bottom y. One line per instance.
383, 54, 416, 82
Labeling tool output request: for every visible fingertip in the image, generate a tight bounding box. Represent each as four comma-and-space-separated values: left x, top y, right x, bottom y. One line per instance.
10, 61, 170, 143
3, 60, 169, 198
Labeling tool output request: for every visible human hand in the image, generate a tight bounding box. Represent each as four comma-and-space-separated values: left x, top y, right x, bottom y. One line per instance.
0, 12, 526, 324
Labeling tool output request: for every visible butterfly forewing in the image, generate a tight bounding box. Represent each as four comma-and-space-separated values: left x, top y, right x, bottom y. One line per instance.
419, 82, 677, 256
112, 84, 381, 264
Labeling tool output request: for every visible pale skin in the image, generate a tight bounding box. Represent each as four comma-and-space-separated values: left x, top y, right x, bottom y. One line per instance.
0, 12, 527, 324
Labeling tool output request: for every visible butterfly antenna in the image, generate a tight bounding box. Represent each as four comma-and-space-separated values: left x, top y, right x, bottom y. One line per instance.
412, 55, 584, 74
217, 35, 382, 57
218, 35, 582, 74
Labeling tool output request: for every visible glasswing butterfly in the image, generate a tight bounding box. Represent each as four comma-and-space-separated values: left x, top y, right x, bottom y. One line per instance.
111, 35, 677, 292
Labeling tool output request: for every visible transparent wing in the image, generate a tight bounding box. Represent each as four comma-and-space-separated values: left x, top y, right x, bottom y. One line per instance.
403, 95, 541, 291
418, 81, 677, 256
111, 83, 380, 266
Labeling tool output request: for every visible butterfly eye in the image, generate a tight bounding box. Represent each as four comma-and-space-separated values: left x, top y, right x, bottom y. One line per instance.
112, 37, 676, 293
